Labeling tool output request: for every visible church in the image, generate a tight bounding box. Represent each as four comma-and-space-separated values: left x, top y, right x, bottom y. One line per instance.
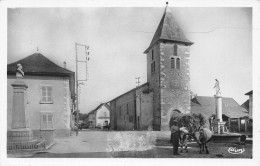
109, 6, 249, 131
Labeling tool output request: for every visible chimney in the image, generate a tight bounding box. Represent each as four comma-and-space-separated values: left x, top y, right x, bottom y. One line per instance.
63, 61, 66, 69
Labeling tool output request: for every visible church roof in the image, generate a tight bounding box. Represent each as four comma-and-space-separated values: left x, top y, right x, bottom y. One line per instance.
144, 6, 193, 53
191, 96, 249, 118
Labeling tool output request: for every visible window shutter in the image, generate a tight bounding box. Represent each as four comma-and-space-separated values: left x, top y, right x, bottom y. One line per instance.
171, 58, 175, 69
176, 58, 180, 69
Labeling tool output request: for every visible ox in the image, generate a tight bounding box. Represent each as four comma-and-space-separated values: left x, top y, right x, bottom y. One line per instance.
193, 127, 213, 154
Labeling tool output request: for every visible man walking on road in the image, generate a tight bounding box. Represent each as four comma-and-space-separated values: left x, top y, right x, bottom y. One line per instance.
171, 121, 180, 155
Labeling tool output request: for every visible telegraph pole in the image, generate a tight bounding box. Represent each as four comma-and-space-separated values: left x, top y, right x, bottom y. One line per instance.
75, 42, 89, 136
135, 77, 141, 130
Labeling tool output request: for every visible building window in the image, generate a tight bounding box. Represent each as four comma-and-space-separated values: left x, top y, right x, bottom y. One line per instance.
174, 44, 177, 56
41, 113, 53, 130
171, 58, 175, 69
151, 61, 155, 73
41, 86, 53, 103
176, 58, 180, 69
151, 50, 156, 74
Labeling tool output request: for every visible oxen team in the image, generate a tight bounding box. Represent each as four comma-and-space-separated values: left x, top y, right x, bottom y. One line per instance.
171, 126, 213, 155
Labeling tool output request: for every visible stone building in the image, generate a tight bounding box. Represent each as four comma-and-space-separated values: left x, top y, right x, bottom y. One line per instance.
109, 6, 250, 131
241, 90, 253, 132
109, 83, 153, 130
242, 90, 253, 118
143, 6, 193, 131
86, 103, 110, 129
7, 53, 75, 141
109, 6, 193, 131
191, 96, 249, 132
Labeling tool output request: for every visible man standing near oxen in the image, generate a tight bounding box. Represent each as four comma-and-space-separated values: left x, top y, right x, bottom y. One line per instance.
171, 120, 180, 155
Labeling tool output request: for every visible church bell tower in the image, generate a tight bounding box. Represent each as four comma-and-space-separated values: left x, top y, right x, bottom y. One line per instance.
144, 4, 194, 131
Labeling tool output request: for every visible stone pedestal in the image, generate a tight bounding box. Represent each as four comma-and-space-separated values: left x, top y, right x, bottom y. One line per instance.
214, 95, 222, 122
212, 120, 226, 134
7, 78, 40, 150
212, 95, 226, 134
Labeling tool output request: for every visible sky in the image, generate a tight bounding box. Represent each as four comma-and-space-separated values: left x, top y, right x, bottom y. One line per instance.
7, 7, 252, 114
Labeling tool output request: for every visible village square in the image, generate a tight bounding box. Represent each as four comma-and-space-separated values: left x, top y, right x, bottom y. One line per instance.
4, 2, 255, 160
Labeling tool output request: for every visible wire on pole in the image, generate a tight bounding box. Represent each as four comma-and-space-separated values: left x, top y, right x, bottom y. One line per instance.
74, 42, 90, 136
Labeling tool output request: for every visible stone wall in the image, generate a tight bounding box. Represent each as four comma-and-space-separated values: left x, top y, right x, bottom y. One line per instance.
114, 90, 136, 130
146, 42, 191, 131
249, 94, 253, 117
159, 42, 191, 131
147, 43, 161, 131
136, 84, 153, 130
109, 100, 116, 130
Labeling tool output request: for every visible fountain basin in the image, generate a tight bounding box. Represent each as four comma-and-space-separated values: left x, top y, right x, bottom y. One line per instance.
211, 133, 243, 143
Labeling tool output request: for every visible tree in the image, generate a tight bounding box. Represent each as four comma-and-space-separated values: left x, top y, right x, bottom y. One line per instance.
169, 112, 208, 133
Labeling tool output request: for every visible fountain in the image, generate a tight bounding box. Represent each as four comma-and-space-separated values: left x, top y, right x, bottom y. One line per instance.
211, 79, 242, 143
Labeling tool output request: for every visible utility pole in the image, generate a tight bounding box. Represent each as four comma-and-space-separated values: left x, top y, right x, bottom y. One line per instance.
135, 77, 141, 130
75, 42, 89, 136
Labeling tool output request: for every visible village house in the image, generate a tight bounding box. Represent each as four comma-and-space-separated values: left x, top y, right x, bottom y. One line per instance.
242, 90, 253, 118
109, 83, 153, 131
109, 6, 250, 132
241, 90, 253, 132
191, 96, 249, 132
86, 103, 110, 129
7, 53, 75, 142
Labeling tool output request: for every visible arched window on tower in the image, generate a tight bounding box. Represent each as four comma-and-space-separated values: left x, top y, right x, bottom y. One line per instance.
174, 44, 177, 56
171, 58, 175, 69
176, 58, 180, 69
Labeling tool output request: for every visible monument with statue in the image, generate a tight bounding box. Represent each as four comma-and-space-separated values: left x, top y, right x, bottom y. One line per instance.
212, 79, 227, 134
211, 79, 243, 143
7, 64, 44, 150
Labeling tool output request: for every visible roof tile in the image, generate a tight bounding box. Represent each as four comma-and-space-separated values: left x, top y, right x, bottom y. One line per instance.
144, 7, 193, 53
191, 96, 249, 118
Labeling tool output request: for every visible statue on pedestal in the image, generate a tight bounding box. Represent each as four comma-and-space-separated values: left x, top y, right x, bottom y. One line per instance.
16, 63, 24, 79
213, 79, 221, 95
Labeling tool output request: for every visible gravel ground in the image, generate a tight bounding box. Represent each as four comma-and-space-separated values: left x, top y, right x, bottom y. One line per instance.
7, 130, 253, 158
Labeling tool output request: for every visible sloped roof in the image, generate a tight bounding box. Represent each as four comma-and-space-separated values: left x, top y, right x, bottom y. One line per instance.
7, 53, 74, 75
245, 90, 253, 95
109, 82, 149, 102
144, 7, 193, 53
80, 114, 89, 120
7, 53, 75, 95
241, 99, 249, 112
191, 96, 249, 118
88, 103, 105, 115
